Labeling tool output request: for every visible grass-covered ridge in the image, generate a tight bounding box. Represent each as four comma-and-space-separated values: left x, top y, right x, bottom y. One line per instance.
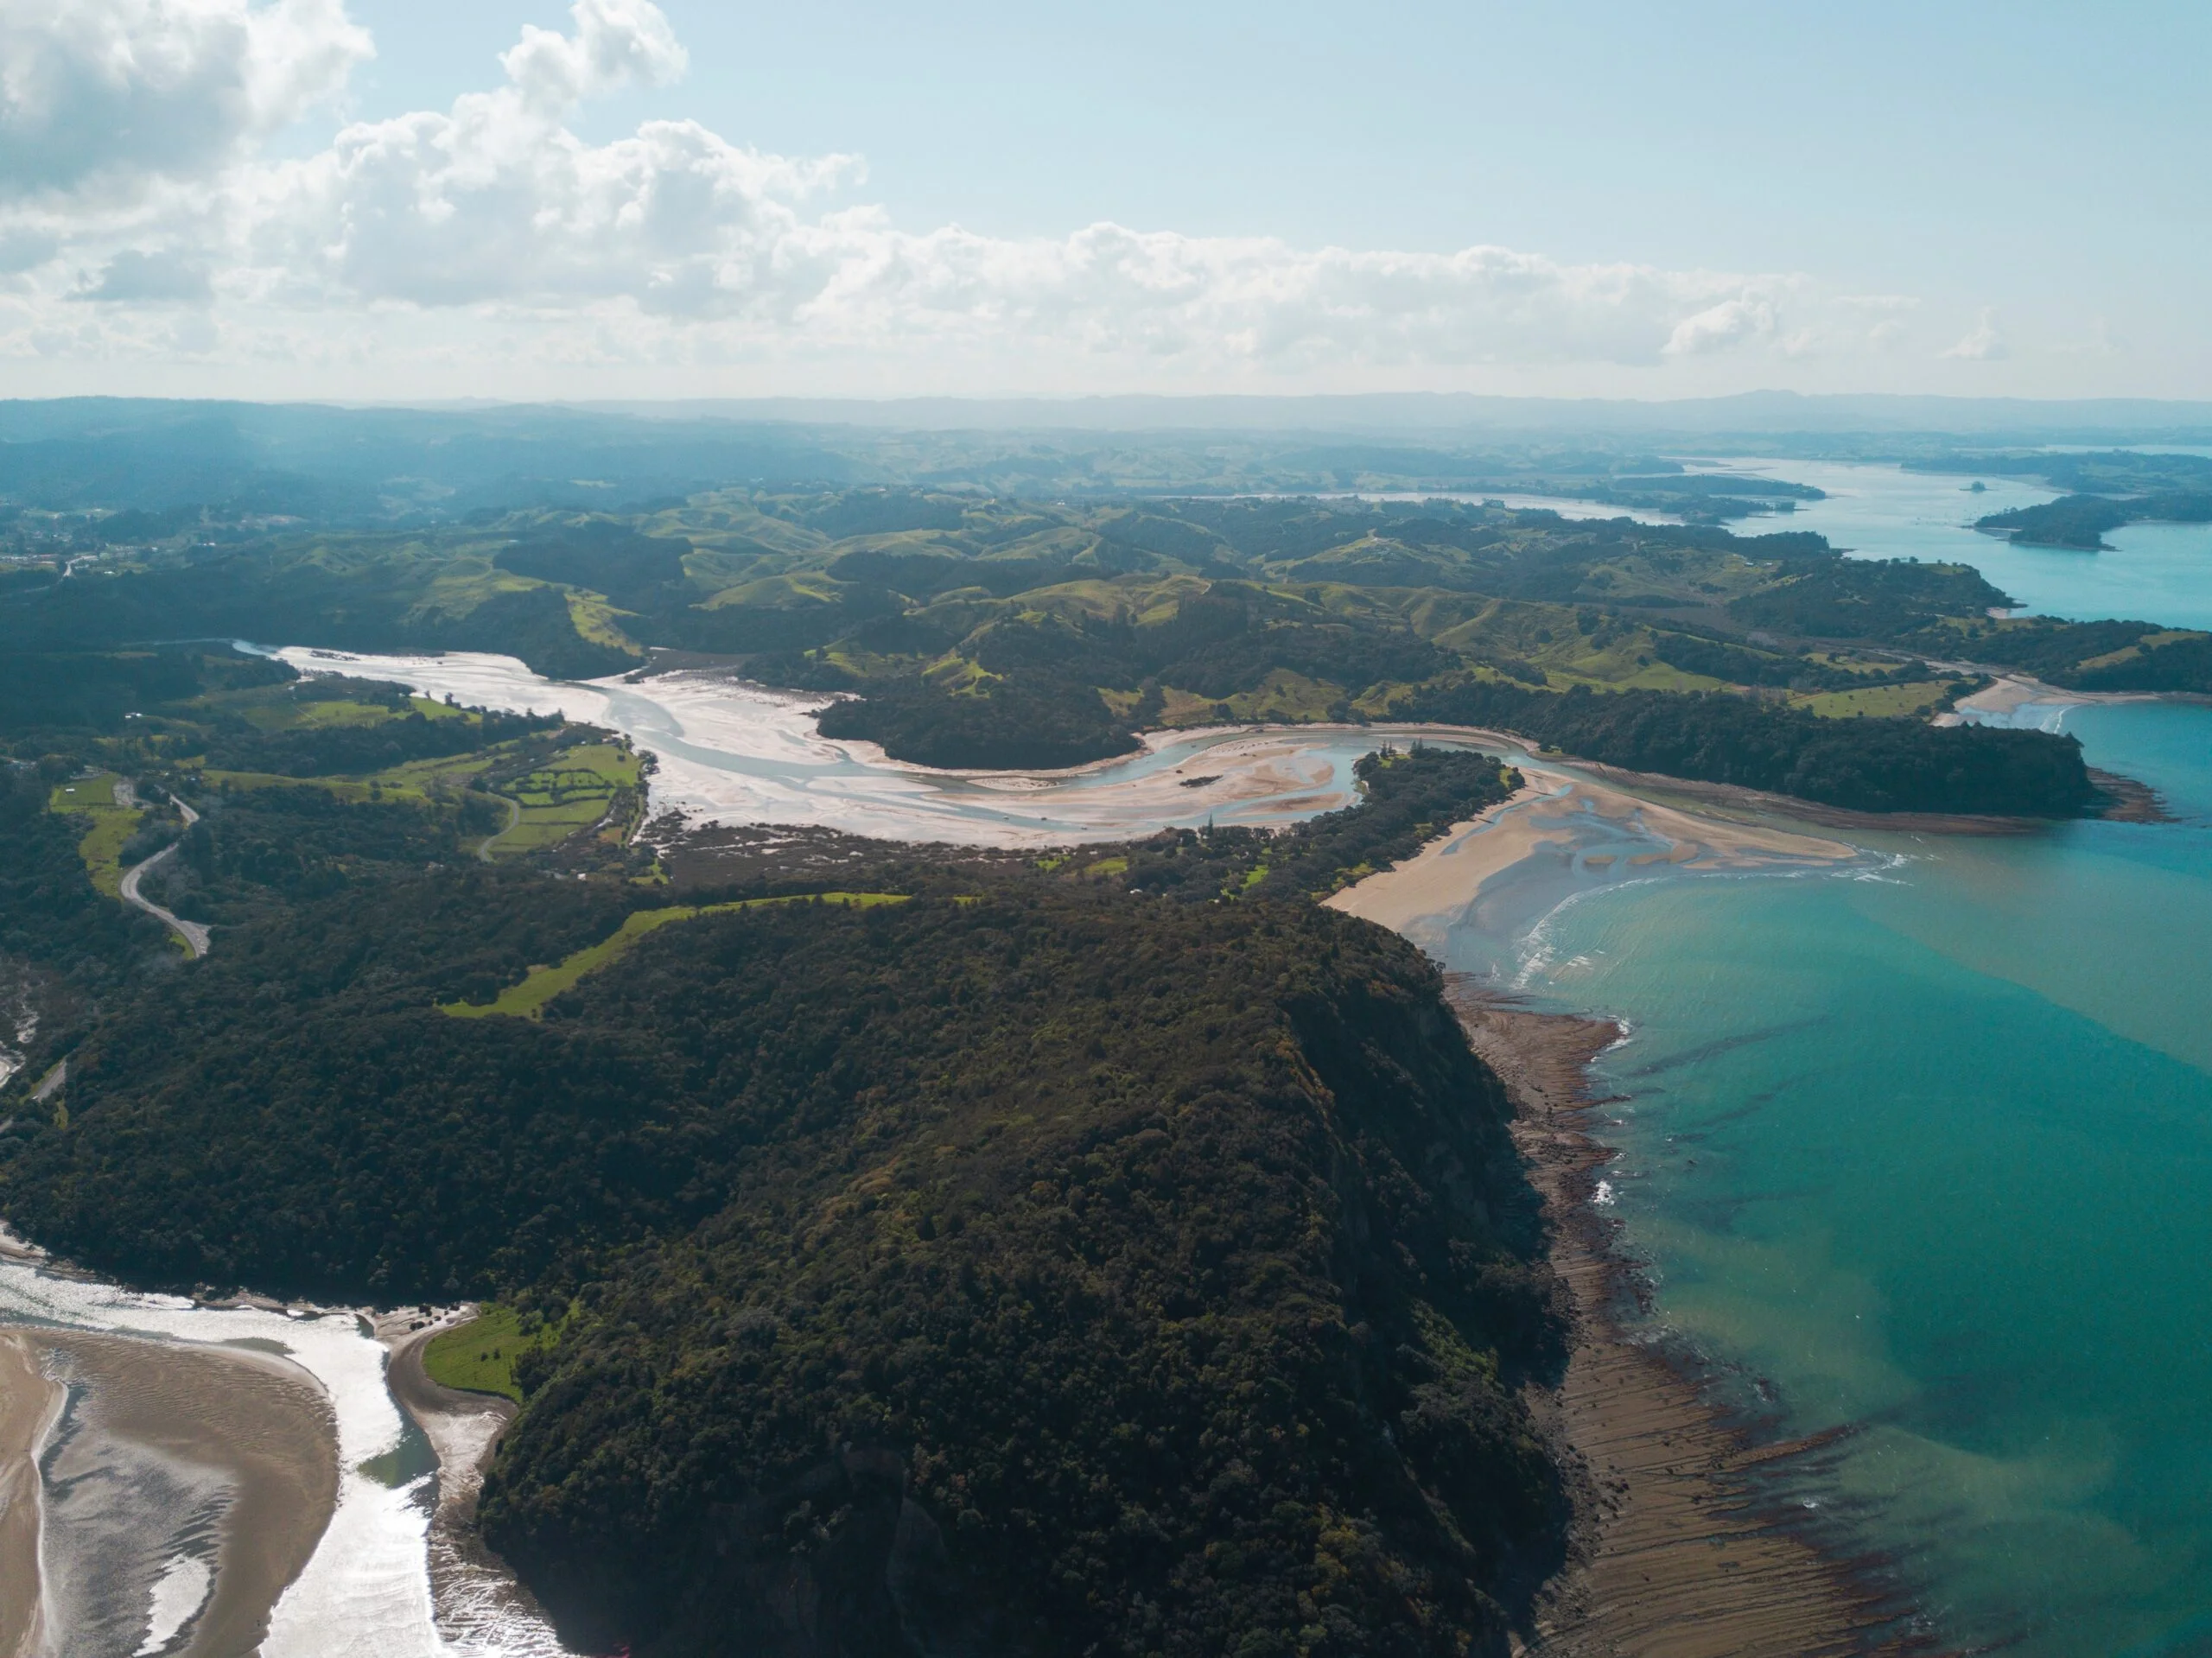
440, 893, 911, 1019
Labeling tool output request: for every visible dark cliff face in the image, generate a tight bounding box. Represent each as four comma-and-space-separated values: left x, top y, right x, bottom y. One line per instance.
474, 897, 1567, 1657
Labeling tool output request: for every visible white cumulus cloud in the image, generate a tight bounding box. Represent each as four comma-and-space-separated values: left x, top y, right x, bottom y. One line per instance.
1942, 308, 2010, 361
0, 0, 369, 200
0, 0, 1879, 394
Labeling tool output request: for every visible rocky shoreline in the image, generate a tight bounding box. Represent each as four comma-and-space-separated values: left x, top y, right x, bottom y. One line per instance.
1446, 986, 1933, 1658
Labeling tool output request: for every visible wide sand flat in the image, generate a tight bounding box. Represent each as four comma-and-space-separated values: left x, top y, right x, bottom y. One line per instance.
0, 1325, 338, 1658
1326, 765, 1855, 934
48, 1331, 338, 1658
0, 1332, 62, 1658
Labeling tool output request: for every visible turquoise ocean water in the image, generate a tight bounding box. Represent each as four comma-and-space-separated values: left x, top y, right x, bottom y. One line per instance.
1439, 461, 2212, 1656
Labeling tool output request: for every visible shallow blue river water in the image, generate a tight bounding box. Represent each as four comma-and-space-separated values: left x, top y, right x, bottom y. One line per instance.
1439, 458, 2212, 1656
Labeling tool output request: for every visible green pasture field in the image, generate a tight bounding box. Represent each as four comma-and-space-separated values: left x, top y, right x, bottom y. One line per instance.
50, 773, 143, 897
480, 741, 642, 856
1790, 680, 1954, 719
421, 1304, 548, 1403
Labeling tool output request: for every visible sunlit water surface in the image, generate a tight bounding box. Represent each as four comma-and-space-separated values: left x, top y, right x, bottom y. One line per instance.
1431, 455, 2212, 1656
1692, 454, 2212, 630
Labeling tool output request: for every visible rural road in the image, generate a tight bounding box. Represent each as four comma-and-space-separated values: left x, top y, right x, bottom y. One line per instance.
478, 794, 520, 861
119, 797, 212, 958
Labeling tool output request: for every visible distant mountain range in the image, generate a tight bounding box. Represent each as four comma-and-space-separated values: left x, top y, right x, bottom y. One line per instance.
575, 391, 2212, 437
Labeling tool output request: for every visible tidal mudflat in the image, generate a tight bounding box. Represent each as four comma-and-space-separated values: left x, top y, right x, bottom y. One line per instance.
0, 1241, 572, 1657
270, 645, 1517, 847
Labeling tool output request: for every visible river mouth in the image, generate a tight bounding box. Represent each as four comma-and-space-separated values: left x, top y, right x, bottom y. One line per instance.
0, 1248, 574, 1657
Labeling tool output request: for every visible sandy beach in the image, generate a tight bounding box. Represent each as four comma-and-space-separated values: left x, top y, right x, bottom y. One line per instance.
1325, 764, 1856, 935
0, 1332, 61, 1658
1937, 670, 2206, 728
379, 1312, 569, 1654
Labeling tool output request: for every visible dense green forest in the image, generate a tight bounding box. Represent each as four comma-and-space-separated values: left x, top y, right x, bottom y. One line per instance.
1398, 682, 2094, 816
1974, 492, 2212, 550
1, 743, 1566, 1656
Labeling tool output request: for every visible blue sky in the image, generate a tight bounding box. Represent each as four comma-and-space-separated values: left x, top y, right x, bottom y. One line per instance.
2, 0, 2204, 401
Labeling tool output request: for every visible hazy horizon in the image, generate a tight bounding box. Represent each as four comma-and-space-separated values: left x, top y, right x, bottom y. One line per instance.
13, 389, 2212, 438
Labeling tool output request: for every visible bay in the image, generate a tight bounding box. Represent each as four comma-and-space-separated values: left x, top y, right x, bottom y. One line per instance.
1694, 454, 2212, 629
1434, 456, 2212, 1655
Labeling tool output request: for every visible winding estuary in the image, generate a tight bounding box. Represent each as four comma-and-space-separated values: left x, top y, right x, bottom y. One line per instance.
5, 454, 2209, 1654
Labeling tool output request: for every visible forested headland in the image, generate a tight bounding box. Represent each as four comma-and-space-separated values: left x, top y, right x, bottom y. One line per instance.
2, 450, 2196, 1653
0, 706, 1567, 1655
1396, 682, 2094, 816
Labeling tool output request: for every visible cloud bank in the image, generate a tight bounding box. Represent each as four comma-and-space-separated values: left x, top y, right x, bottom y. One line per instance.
0, 0, 1988, 396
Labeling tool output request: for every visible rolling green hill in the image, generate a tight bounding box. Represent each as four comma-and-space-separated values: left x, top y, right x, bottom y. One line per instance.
0, 487, 2127, 816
